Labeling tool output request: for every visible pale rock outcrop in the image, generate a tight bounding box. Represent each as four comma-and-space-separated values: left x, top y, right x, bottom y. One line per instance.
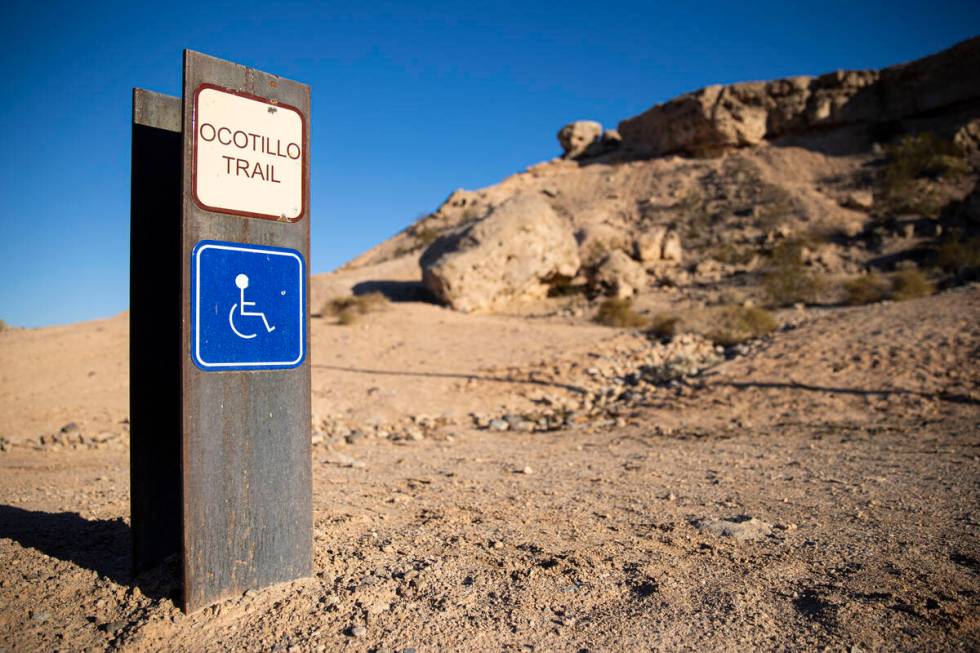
420, 194, 580, 312
661, 231, 683, 263
594, 250, 647, 298
840, 190, 874, 212
633, 227, 667, 262
619, 36, 980, 157
954, 120, 980, 164
557, 121, 603, 159
633, 227, 683, 264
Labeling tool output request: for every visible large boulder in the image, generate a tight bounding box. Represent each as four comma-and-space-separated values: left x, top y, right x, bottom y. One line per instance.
420, 194, 580, 312
557, 121, 604, 159
618, 36, 980, 157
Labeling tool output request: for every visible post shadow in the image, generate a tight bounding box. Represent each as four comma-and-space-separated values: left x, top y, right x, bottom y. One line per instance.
0, 505, 177, 602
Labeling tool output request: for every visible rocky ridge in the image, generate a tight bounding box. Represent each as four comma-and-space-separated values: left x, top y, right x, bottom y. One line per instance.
331, 37, 979, 319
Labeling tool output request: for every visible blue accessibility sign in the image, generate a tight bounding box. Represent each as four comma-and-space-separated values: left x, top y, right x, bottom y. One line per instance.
191, 240, 306, 371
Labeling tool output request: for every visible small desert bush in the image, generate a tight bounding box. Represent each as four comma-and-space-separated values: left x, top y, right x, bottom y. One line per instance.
755, 184, 798, 232
843, 269, 934, 305
414, 225, 441, 248
0, 320, 8, 332
878, 133, 970, 217
707, 306, 777, 346
936, 235, 980, 278
581, 241, 611, 268
843, 273, 891, 305
889, 268, 934, 301
685, 141, 727, 159
594, 298, 647, 328
710, 243, 756, 266
321, 292, 389, 324
646, 313, 681, 339
883, 133, 969, 184
763, 240, 823, 307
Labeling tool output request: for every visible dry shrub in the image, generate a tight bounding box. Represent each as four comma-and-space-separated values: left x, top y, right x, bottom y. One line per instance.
685, 142, 728, 159
755, 184, 798, 232
843, 269, 934, 304
707, 306, 777, 346
594, 298, 647, 328
581, 241, 611, 268
884, 133, 969, 185
321, 292, 389, 324
936, 234, 980, 278
878, 133, 970, 217
647, 313, 681, 339
844, 273, 891, 305
710, 243, 756, 266
414, 225, 440, 248
0, 320, 8, 332
763, 240, 823, 307
889, 268, 934, 301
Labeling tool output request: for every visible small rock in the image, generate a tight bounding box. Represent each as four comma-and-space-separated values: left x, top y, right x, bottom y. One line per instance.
488, 419, 509, 432
519, 466, 533, 475
347, 625, 366, 638
694, 515, 772, 541
322, 450, 366, 469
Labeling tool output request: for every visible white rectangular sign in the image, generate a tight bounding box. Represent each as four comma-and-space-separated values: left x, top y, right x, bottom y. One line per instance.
193, 85, 306, 221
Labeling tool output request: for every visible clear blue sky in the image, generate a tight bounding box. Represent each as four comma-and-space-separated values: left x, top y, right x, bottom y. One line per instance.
1, 1, 977, 327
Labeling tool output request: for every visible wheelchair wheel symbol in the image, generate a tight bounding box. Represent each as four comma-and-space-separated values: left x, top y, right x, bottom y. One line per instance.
228, 273, 277, 340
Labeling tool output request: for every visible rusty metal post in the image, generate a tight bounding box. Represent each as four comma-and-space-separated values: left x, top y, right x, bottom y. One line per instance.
178, 50, 313, 612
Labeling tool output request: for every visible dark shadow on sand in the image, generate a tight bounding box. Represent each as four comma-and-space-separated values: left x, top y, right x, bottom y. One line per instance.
351, 280, 434, 303
713, 380, 980, 406
0, 505, 177, 601
313, 364, 588, 395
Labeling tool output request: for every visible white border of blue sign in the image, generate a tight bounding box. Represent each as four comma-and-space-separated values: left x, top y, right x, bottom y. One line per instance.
191, 240, 306, 371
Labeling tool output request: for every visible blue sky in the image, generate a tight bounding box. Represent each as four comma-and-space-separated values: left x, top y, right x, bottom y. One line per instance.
1, 1, 977, 327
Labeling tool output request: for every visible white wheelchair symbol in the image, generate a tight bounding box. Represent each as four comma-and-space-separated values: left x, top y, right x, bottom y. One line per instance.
229, 274, 276, 340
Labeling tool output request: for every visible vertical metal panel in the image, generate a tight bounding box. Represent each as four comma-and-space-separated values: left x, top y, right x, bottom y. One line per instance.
179, 50, 312, 612
130, 89, 183, 576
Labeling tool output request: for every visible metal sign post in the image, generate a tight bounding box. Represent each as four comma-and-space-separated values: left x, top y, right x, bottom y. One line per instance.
131, 50, 312, 613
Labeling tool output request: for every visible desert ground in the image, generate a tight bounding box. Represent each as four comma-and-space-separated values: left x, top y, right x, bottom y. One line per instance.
1, 286, 978, 652
2, 37, 980, 652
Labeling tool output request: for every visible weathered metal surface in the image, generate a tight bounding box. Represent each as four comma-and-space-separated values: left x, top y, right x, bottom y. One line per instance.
130, 88, 183, 576
179, 50, 312, 612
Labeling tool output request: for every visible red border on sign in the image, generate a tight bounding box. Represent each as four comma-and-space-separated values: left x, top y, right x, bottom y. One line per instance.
191, 83, 308, 223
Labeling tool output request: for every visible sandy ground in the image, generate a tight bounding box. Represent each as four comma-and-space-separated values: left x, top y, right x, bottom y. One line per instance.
1, 287, 978, 651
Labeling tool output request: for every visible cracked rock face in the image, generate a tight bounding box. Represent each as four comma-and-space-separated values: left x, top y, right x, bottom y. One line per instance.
618, 36, 980, 157
420, 194, 580, 312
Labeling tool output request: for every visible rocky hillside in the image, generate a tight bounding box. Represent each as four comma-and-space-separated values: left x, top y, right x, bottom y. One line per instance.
325, 37, 979, 325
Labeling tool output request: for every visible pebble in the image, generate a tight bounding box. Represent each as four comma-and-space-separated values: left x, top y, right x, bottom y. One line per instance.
519, 466, 533, 475
347, 625, 366, 638
694, 515, 773, 541
29, 610, 50, 623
